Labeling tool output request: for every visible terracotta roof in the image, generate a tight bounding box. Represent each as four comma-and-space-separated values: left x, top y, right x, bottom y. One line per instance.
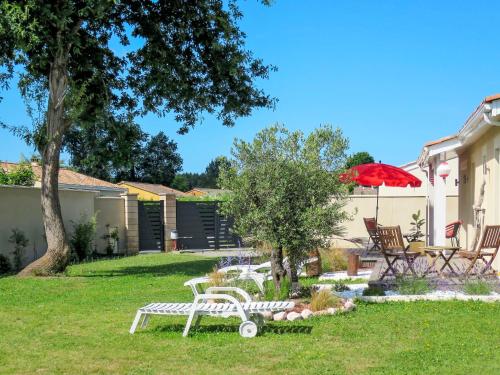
119, 181, 187, 196
423, 134, 457, 147
484, 94, 500, 103
187, 188, 229, 196
1, 162, 123, 190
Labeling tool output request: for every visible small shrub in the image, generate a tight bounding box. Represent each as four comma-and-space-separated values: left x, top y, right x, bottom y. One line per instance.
0, 254, 12, 275
0, 162, 36, 186
293, 285, 312, 298
310, 289, 340, 312
208, 266, 226, 287
320, 248, 347, 272
332, 281, 349, 292
397, 277, 431, 295
70, 214, 97, 262
9, 228, 29, 271
231, 279, 261, 295
278, 277, 291, 300
362, 285, 385, 296
102, 225, 120, 256
463, 279, 492, 295
263, 277, 291, 301
263, 280, 275, 301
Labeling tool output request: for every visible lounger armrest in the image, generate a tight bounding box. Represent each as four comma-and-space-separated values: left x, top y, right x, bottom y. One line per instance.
205, 287, 252, 302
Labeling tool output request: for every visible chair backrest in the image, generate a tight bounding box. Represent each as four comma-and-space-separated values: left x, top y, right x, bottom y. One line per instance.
445, 221, 462, 239
378, 226, 405, 252
364, 217, 378, 231
478, 225, 500, 251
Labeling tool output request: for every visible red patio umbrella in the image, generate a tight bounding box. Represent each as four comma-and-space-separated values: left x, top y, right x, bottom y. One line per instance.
340, 163, 422, 222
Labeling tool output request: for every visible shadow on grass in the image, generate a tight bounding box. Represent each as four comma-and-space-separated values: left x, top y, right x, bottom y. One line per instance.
152, 324, 313, 336
74, 258, 217, 278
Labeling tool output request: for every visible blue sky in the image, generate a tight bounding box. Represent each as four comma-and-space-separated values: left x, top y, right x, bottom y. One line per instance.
1, 0, 500, 172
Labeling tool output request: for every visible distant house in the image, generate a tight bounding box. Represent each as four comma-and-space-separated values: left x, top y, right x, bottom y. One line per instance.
185, 187, 228, 197
0, 162, 125, 196
117, 181, 187, 200
418, 94, 500, 270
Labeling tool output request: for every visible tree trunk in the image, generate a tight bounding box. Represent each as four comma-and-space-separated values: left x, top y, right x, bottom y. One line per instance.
19, 55, 70, 276
289, 263, 299, 293
270, 245, 287, 291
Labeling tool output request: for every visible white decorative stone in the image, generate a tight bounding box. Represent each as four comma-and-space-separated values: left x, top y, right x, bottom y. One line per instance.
301, 309, 313, 320
343, 301, 356, 312
286, 311, 303, 321
273, 311, 287, 321
262, 311, 273, 321
327, 307, 338, 315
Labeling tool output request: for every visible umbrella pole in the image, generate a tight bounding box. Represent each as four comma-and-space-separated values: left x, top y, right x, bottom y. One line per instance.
375, 186, 379, 223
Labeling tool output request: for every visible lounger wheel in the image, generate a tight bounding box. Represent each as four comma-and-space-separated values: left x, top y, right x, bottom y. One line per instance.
239, 320, 258, 338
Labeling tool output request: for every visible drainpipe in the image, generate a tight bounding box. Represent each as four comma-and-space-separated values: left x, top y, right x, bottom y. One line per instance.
422, 167, 430, 245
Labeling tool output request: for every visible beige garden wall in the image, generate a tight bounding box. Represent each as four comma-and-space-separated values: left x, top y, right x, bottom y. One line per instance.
94, 196, 127, 253
338, 194, 458, 247
0, 185, 127, 267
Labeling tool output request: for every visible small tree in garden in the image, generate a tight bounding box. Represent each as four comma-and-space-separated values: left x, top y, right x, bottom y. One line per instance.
219, 124, 350, 292
9, 229, 29, 271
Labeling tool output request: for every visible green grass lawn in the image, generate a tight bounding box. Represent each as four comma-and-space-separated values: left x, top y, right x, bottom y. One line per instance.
1, 254, 499, 375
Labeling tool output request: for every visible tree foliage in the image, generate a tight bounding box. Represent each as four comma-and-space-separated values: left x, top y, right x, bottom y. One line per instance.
345, 151, 374, 169
135, 132, 182, 185
345, 151, 374, 193
0, 163, 36, 186
219, 124, 350, 290
65, 115, 182, 185
170, 174, 190, 192
175, 156, 231, 190
0, 0, 275, 274
64, 113, 147, 181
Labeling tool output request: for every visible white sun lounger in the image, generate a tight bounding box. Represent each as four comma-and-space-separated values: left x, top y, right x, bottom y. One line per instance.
130, 287, 294, 338
184, 256, 318, 297
218, 256, 316, 277
184, 272, 269, 295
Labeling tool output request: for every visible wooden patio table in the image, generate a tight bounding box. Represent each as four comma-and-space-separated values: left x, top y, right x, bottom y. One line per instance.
422, 246, 461, 276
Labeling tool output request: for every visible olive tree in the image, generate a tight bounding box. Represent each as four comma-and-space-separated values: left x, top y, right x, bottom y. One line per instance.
219, 124, 350, 291
0, 0, 275, 275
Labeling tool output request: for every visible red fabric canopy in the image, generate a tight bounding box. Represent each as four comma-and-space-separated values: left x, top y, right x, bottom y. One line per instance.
340, 163, 422, 188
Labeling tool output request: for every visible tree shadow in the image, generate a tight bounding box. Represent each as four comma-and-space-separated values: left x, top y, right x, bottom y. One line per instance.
152, 323, 313, 336
75, 258, 217, 278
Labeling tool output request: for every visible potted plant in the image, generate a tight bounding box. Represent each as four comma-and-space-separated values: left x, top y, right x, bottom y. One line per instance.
408, 210, 425, 253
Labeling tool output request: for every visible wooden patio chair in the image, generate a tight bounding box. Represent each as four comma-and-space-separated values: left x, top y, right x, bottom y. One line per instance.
364, 217, 381, 252
445, 220, 462, 247
458, 225, 500, 276
378, 226, 421, 280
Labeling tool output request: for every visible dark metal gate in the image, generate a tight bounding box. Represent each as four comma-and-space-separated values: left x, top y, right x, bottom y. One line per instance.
176, 201, 240, 250
138, 201, 164, 251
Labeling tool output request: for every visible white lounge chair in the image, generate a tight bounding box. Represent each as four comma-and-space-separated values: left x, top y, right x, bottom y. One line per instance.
219, 256, 316, 276
184, 272, 269, 296
130, 287, 294, 338
184, 256, 318, 297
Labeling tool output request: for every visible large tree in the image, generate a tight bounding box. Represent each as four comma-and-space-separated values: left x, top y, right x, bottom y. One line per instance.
0, 0, 275, 275
345, 151, 374, 169
66, 117, 182, 185
64, 113, 147, 181
175, 155, 231, 190
204, 156, 231, 188
135, 131, 182, 185
219, 124, 350, 291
